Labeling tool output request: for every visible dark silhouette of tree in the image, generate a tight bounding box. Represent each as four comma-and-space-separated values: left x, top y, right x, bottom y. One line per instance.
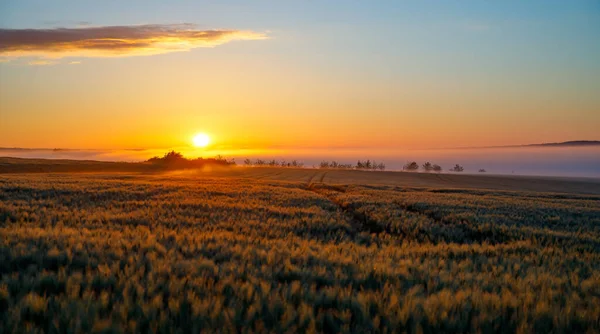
450, 164, 464, 172
403, 161, 419, 171
146, 151, 234, 168
422, 162, 433, 172
162, 151, 186, 163
432, 164, 442, 172
244, 159, 252, 166
479, 169, 486, 173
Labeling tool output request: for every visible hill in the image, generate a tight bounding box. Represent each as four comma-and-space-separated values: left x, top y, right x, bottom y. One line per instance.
526, 140, 600, 147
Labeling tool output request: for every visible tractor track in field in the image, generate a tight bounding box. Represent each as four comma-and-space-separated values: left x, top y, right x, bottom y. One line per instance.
305, 182, 385, 235
306, 170, 328, 187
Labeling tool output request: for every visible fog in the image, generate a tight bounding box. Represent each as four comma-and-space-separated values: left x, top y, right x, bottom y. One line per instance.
1, 146, 599, 178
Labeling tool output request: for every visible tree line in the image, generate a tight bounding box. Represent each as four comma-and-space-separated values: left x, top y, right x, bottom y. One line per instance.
148, 152, 488, 173
243, 159, 305, 168
147, 151, 235, 167
321, 160, 386, 170
403, 162, 470, 172
243, 159, 386, 170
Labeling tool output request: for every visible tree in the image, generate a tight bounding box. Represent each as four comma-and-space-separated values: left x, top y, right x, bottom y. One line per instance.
244, 158, 252, 166
450, 164, 464, 172
377, 162, 386, 171
163, 151, 185, 163
403, 161, 419, 171
319, 161, 330, 169
432, 164, 442, 172
422, 162, 433, 172
479, 169, 486, 173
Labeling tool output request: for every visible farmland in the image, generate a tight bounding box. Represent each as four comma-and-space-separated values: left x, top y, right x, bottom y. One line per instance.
1, 169, 600, 333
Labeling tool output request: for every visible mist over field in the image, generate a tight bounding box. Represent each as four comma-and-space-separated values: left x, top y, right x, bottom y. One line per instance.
2, 146, 599, 177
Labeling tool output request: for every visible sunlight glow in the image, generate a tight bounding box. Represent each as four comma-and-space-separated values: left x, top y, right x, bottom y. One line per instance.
192, 133, 211, 148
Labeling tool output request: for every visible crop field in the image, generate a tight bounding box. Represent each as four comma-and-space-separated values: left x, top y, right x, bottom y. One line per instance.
1, 171, 600, 333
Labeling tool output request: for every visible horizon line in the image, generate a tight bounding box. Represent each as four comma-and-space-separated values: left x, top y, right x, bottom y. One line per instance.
1, 140, 599, 153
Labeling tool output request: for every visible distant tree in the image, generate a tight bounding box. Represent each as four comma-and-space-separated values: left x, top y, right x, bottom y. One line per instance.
356, 160, 364, 169
163, 151, 185, 163
365, 160, 372, 169
422, 162, 433, 172
403, 161, 419, 171
377, 162, 386, 171
244, 158, 252, 166
450, 164, 464, 172
479, 169, 486, 173
432, 164, 442, 172
146, 151, 186, 165
268, 159, 278, 167
319, 161, 330, 169
254, 159, 265, 166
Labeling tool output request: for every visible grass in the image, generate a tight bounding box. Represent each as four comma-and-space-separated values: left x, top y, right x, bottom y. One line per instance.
1, 172, 599, 333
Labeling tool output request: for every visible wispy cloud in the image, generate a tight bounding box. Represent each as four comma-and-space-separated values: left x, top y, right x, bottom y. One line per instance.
28, 60, 58, 66
0, 24, 267, 61
68, 61, 81, 65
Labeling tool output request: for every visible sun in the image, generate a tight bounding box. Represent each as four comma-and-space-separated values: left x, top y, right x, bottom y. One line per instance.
192, 133, 210, 148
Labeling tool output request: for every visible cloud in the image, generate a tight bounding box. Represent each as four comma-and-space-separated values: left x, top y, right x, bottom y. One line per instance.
68, 61, 81, 65
0, 24, 267, 60
28, 60, 58, 66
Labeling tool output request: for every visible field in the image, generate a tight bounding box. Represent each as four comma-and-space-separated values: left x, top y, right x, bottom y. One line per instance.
1, 166, 600, 333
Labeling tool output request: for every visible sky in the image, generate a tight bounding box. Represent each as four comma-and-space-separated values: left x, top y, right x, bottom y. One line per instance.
1, 1, 599, 156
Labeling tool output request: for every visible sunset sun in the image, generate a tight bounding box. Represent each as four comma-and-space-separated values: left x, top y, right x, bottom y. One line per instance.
192, 133, 210, 148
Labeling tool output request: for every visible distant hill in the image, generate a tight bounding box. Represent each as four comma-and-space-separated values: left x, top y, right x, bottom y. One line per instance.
525, 141, 600, 147
444, 140, 600, 150
0, 156, 234, 173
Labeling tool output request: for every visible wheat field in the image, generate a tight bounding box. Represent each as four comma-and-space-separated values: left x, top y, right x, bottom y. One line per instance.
1, 171, 600, 333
